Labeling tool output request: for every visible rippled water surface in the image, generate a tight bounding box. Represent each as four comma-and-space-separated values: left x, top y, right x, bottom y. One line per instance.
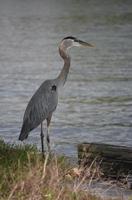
0, 0, 132, 157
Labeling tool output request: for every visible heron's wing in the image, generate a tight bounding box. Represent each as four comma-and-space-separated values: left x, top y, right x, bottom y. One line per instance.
19, 80, 58, 140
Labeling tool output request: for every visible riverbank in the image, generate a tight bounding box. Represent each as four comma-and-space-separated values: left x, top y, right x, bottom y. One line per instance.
0, 139, 120, 200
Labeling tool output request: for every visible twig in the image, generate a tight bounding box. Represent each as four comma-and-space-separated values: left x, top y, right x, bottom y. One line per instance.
41, 153, 49, 181
8, 184, 18, 200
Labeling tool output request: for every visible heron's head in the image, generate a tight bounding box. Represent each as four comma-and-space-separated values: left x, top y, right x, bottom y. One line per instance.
60, 36, 94, 50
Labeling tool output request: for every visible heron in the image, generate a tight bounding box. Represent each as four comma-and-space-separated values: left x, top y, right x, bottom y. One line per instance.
19, 36, 94, 155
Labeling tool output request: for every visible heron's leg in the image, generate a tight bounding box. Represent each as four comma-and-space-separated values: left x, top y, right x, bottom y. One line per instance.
40, 122, 45, 156
47, 127, 50, 152
46, 114, 52, 152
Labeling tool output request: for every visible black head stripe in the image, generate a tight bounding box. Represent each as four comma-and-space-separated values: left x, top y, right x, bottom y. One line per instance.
63, 36, 78, 41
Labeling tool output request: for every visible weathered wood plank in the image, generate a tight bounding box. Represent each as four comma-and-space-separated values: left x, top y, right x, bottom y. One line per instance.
78, 143, 132, 179
127, 175, 132, 189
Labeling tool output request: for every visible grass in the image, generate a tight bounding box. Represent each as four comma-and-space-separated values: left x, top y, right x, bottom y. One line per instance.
0, 140, 100, 200
0, 139, 119, 200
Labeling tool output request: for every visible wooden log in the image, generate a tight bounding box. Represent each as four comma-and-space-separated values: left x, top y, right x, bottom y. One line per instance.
78, 143, 132, 179
127, 175, 132, 189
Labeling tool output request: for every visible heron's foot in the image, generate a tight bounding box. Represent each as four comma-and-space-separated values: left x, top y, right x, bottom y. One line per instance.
42, 151, 45, 159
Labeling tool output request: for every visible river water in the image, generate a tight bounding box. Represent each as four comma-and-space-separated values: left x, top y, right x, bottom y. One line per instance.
0, 0, 132, 157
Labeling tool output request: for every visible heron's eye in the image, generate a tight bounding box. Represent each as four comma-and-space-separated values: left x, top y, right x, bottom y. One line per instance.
51, 85, 56, 91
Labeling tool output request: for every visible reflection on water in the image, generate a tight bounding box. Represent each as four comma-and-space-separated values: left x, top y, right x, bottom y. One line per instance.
0, 0, 132, 157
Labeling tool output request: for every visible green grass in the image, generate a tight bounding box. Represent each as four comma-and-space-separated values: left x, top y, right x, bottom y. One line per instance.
0, 139, 115, 200
0, 140, 39, 198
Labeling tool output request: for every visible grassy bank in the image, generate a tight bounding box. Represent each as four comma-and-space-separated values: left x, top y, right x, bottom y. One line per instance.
0, 140, 99, 200
0, 139, 114, 200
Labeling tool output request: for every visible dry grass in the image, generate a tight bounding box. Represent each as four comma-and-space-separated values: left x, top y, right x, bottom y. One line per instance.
0, 139, 120, 200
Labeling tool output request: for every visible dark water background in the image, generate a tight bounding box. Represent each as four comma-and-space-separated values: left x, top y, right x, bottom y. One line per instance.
0, 0, 132, 157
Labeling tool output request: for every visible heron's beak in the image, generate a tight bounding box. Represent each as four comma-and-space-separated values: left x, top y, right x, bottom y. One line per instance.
78, 40, 95, 48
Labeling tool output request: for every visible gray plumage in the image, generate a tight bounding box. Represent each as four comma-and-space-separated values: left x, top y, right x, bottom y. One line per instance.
19, 36, 94, 153
19, 79, 58, 140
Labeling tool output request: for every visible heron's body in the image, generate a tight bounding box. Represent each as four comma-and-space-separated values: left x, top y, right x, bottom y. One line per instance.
19, 79, 58, 140
19, 36, 94, 154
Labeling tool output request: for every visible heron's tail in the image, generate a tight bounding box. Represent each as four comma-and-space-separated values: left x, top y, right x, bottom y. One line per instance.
19, 122, 29, 141
19, 131, 29, 141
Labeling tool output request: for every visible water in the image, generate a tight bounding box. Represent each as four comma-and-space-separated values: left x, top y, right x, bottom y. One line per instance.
0, 0, 132, 157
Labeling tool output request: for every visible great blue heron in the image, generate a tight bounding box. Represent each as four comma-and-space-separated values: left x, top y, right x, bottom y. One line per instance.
19, 36, 94, 154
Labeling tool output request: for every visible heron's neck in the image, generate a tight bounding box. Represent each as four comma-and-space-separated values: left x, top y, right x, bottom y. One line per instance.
57, 47, 71, 87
